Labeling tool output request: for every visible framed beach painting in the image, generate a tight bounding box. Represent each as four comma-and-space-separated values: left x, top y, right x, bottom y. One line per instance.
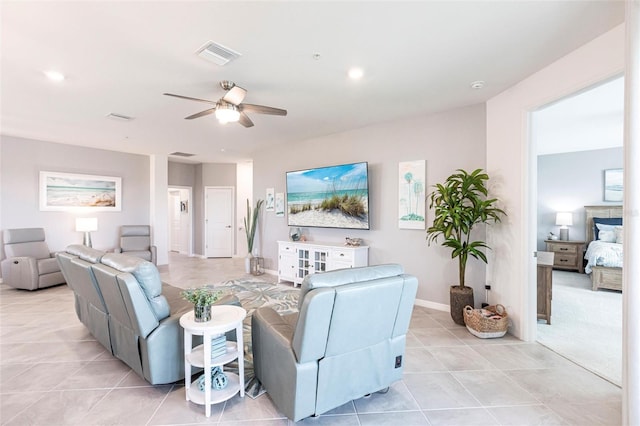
40, 171, 122, 211
398, 160, 426, 229
604, 168, 623, 202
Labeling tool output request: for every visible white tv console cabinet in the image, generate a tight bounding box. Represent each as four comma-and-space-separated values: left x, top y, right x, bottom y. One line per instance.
277, 241, 369, 287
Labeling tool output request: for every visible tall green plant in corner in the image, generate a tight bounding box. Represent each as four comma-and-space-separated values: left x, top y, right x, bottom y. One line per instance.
426, 168, 506, 325
244, 199, 264, 255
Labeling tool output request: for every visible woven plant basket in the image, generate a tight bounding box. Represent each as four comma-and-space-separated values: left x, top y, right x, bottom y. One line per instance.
463, 304, 508, 339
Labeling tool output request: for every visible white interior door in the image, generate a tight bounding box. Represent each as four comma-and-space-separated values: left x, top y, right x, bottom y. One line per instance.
205, 187, 234, 258
168, 191, 181, 252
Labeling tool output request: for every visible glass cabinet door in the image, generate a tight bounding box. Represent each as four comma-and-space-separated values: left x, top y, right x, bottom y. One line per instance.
297, 249, 311, 279
314, 250, 328, 273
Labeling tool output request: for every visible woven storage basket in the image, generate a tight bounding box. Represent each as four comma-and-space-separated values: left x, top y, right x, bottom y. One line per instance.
463, 304, 508, 338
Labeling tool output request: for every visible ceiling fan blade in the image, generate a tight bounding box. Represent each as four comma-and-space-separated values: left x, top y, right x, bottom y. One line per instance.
238, 112, 254, 128
185, 107, 217, 120
222, 86, 247, 105
240, 103, 287, 116
163, 93, 216, 105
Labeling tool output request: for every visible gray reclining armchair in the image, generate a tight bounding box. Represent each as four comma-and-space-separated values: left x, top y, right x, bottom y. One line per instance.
115, 225, 157, 264
252, 264, 418, 421
1, 228, 65, 290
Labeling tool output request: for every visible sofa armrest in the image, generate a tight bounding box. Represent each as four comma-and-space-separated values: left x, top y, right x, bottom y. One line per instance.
252, 307, 318, 420
252, 307, 296, 375
1, 257, 38, 290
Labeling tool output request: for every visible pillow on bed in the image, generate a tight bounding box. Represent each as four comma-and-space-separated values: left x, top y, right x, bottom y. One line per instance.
597, 229, 617, 243
593, 217, 622, 240
615, 226, 623, 244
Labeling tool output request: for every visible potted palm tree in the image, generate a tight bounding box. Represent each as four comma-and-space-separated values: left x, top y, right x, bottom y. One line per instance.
244, 199, 264, 273
426, 168, 506, 325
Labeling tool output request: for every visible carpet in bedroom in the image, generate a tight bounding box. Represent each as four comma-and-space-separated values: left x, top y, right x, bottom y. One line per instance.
536, 270, 622, 386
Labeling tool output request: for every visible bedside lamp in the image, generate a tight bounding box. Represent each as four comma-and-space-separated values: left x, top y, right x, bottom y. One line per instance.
555, 212, 572, 241
76, 217, 98, 248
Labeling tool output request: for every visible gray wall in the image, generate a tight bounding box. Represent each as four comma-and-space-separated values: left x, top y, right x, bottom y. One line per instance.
537, 147, 623, 250
168, 161, 197, 187
252, 104, 488, 306
191, 163, 237, 256
0, 135, 150, 259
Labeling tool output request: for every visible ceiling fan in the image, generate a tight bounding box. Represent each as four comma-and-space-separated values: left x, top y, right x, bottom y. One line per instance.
163, 81, 287, 128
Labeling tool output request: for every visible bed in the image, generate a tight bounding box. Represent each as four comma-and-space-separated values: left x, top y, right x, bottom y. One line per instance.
584, 205, 623, 291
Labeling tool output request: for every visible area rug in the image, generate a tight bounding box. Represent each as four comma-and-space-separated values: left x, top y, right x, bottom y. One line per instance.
214, 278, 300, 398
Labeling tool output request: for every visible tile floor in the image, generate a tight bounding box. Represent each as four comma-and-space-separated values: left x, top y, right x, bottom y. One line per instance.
0, 254, 621, 425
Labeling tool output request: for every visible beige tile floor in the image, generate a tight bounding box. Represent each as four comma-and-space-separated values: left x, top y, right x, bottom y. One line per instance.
0, 253, 621, 425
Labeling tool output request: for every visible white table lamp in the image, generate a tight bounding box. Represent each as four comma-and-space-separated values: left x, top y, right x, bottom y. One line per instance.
76, 217, 98, 247
555, 212, 572, 241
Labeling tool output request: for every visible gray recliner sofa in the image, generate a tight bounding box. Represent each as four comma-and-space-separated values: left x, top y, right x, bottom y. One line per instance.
1, 228, 66, 290
57, 245, 239, 385
251, 264, 418, 421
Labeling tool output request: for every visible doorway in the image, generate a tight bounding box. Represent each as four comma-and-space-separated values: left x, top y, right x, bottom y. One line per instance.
531, 76, 624, 384
167, 186, 193, 256
204, 186, 234, 258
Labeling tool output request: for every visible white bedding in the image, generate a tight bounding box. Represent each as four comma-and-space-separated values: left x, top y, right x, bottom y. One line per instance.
584, 240, 623, 274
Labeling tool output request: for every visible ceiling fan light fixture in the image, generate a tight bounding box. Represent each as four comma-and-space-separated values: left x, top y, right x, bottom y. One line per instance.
215, 103, 240, 123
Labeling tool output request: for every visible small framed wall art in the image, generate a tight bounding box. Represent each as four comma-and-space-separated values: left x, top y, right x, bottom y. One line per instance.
398, 160, 426, 229
603, 168, 623, 202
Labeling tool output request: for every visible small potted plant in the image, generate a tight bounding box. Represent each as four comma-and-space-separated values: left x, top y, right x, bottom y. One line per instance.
426, 168, 506, 326
181, 287, 222, 322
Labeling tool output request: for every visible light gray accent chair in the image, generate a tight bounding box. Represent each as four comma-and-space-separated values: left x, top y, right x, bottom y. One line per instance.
115, 225, 157, 264
251, 264, 418, 421
90, 253, 240, 385
1, 228, 66, 290
56, 245, 112, 352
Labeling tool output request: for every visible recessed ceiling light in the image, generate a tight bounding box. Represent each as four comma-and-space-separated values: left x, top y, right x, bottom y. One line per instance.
348, 67, 364, 80
44, 70, 65, 82
470, 80, 485, 89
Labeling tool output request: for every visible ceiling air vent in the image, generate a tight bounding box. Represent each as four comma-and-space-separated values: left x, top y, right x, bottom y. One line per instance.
169, 152, 196, 157
106, 113, 133, 121
196, 41, 241, 66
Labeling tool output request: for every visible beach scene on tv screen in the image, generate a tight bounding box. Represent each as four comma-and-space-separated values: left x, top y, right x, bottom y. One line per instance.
287, 162, 369, 229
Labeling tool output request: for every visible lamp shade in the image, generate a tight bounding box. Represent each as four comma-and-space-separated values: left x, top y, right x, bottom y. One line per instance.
555, 212, 573, 227
76, 217, 98, 232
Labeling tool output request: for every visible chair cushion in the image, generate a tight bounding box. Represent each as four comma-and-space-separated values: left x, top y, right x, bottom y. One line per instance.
120, 225, 150, 237
120, 249, 152, 261
3, 228, 45, 244
65, 244, 105, 263
5, 241, 51, 260
101, 253, 162, 300
121, 236, 151, 252
298, 264, 404, 310
38, 257, 61, 275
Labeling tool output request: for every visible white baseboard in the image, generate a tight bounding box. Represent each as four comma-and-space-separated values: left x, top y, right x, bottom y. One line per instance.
414, 298, 449, 313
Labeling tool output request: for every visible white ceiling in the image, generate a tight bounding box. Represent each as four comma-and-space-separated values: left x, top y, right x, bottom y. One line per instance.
534, 76, 624, 156
1, 1, 625, 164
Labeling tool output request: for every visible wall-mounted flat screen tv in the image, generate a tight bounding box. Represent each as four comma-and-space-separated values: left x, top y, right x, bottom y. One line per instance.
286, 162, 370, 230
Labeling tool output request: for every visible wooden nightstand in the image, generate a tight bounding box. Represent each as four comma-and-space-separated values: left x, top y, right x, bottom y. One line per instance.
544, 240, 586, 273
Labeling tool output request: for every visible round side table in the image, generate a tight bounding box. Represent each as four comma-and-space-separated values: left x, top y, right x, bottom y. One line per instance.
179, 304, 246, 417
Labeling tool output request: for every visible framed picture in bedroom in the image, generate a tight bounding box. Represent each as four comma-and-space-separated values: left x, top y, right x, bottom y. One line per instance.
39, 171, 122, 211
603, 168, 623, 202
